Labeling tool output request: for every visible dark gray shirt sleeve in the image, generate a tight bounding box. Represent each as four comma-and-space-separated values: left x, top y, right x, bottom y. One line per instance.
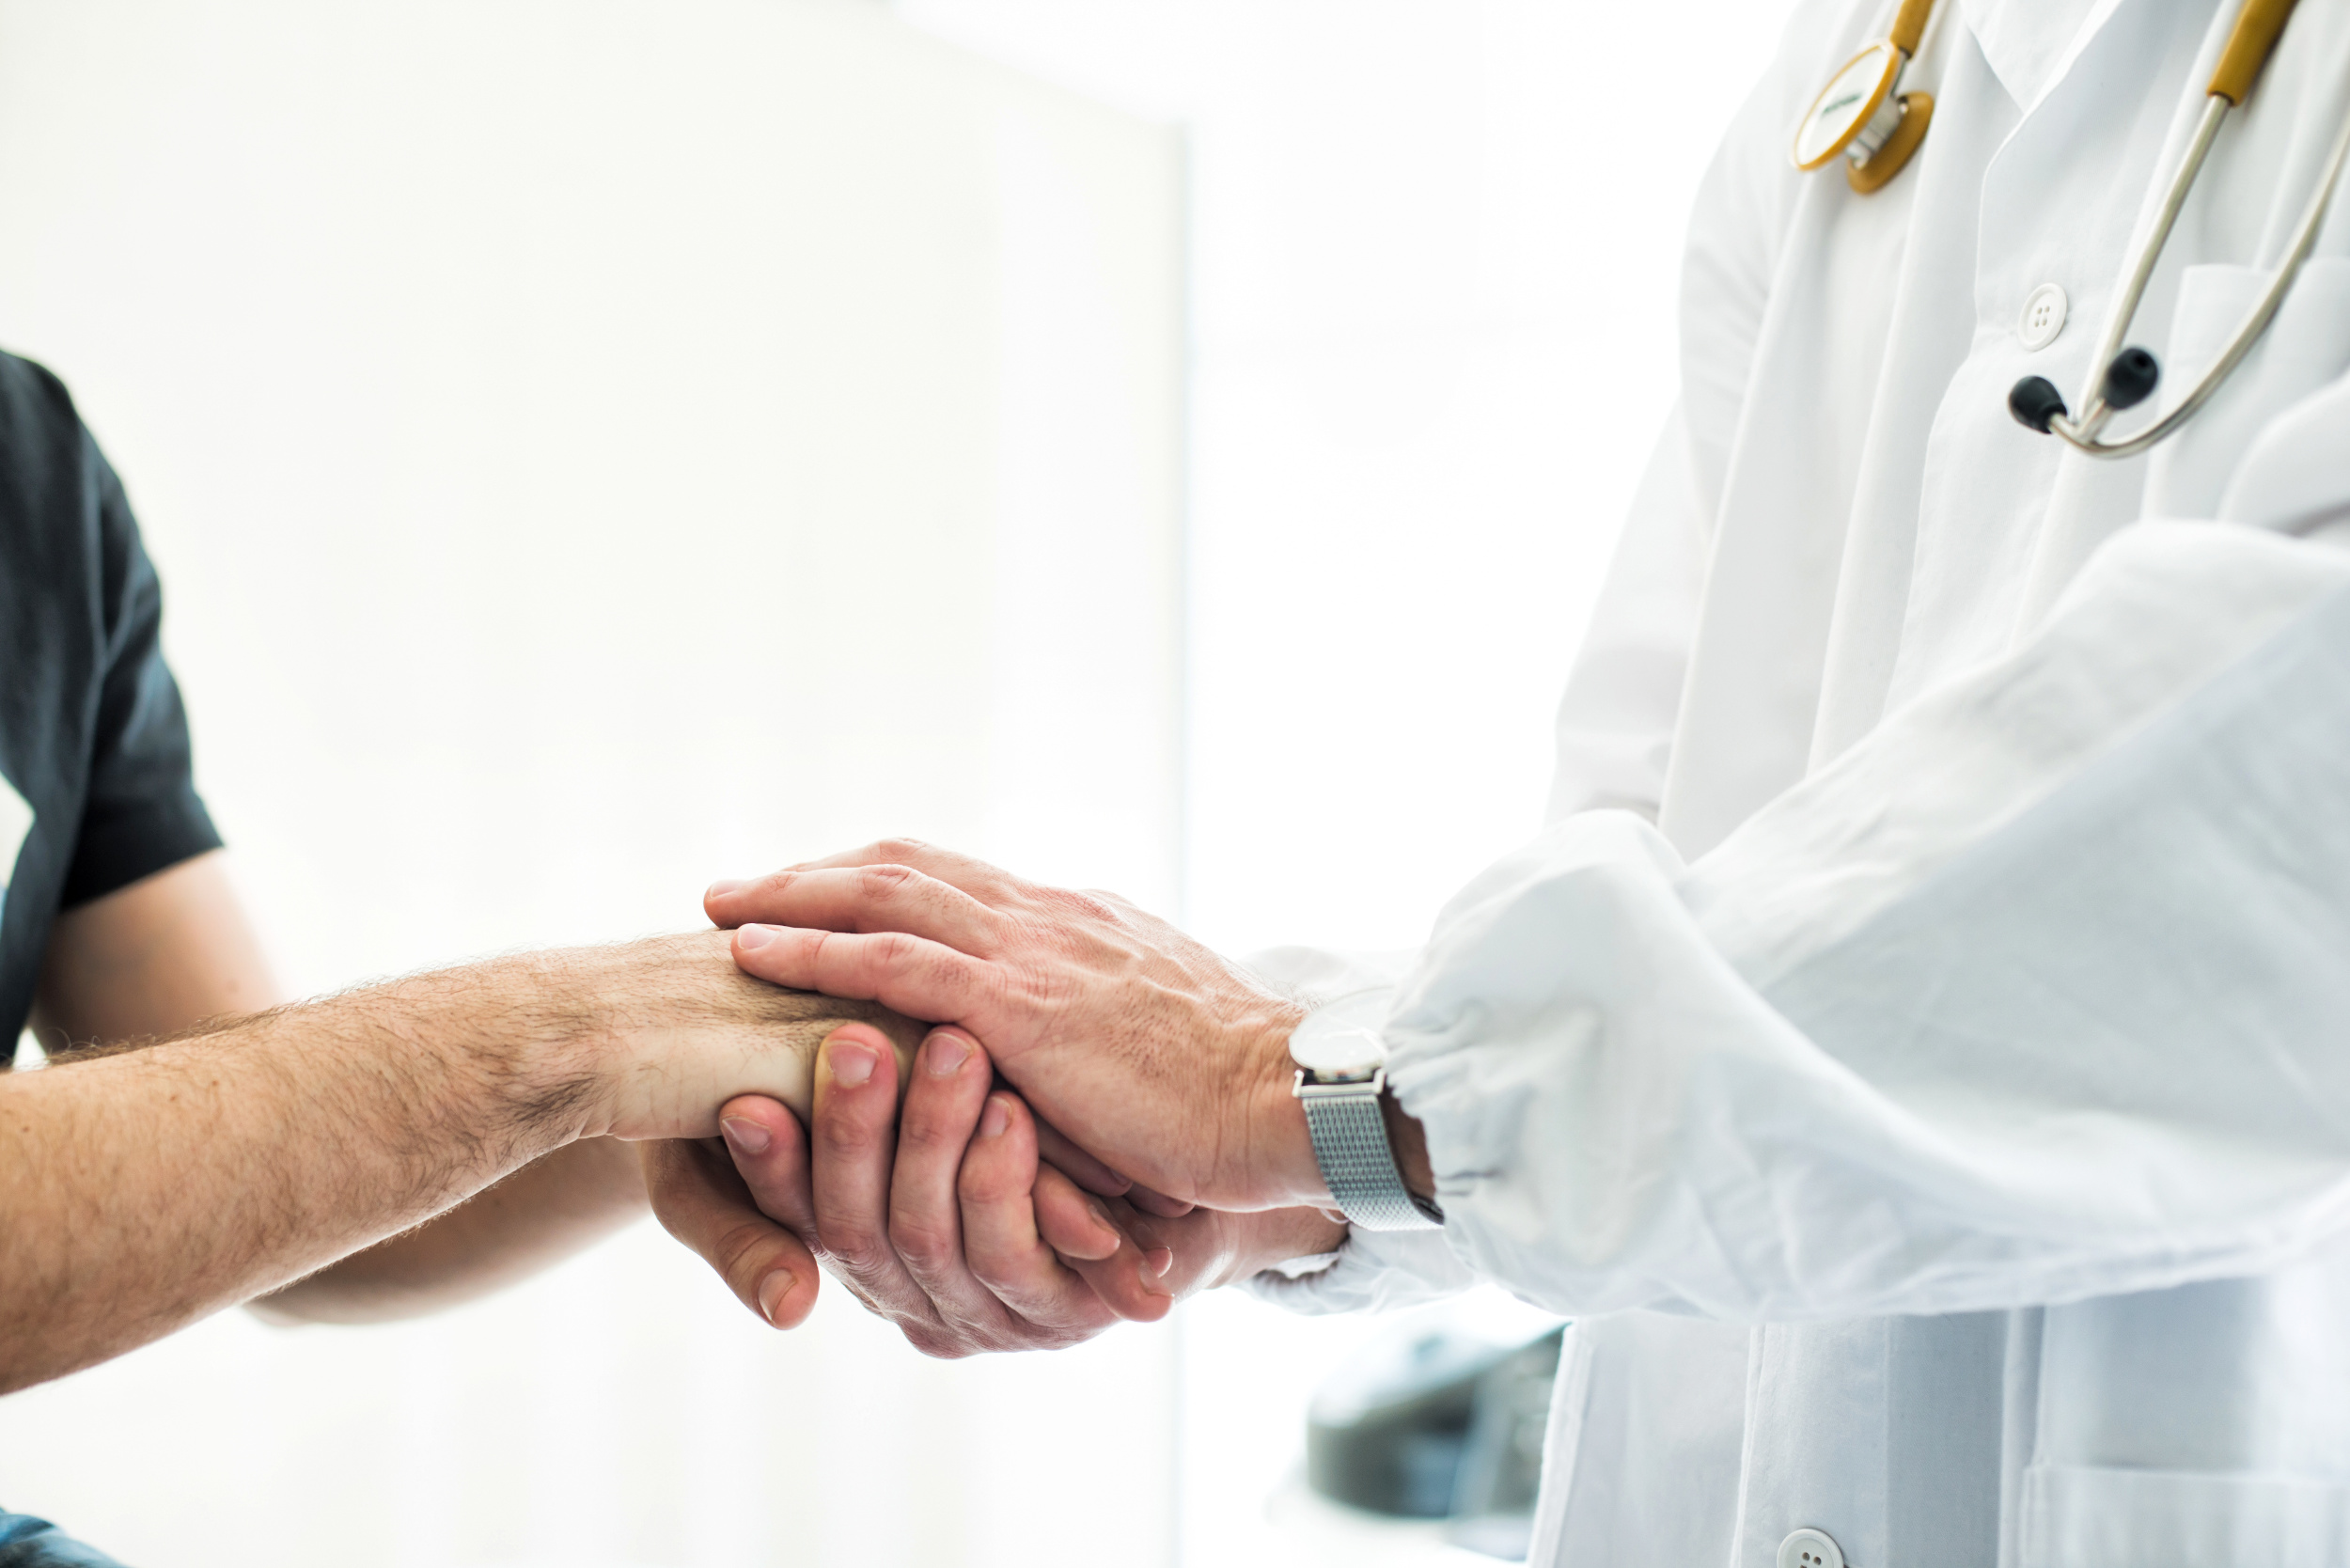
56, 437, 220, 911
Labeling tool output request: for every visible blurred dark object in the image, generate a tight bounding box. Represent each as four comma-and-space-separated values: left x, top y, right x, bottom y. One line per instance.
1305, 1311, 1565, 1560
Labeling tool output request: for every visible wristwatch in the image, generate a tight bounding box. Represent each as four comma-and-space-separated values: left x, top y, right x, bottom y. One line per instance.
1289, 992, 1443, 1231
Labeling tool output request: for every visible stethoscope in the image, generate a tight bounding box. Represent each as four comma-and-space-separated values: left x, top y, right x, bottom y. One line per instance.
1794, 0, 2350, 460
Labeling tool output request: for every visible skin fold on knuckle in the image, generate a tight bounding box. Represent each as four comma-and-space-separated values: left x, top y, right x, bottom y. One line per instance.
964, 1243, 1051, 1303
958, 1155, 1031, 1211
901, 1320, 985, 1361
838, 1258, 926, 1314
812, 1214, 892, 1267
814, 1101, 890, 1164
872, 838, 931, 870
897, 1098, 975, 1156
711, 1217, 792, 1294
868, 931, 930, 974
854, 863, 920, 908
886, 1215, 960, 1275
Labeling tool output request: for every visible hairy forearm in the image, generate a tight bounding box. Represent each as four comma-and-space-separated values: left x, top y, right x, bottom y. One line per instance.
253, 1137, 650, 1325
0, 929, 916, 1391
0, 949, 611, 1389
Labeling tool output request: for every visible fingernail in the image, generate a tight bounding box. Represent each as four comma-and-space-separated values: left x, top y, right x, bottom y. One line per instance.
924, 1031, 971, 1078
1145, 1247, 1174, 1278
978, 1096, 1010, 1138
1087, 1200, 1122, 1246
757, 1269, 795, 1326
827, 1040, 876, 1088
1139, 1256, 1173, 1297
737, 923, 778, 951
707, 879, 747, 899
720, 1116, 772, 1157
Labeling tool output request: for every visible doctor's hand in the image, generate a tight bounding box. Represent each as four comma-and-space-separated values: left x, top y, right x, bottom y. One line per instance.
703, 842, 1343, 1215
645, 1022, 1190, 1354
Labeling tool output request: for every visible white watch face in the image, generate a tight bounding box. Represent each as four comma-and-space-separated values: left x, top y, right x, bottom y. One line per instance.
1288, 989, 1392, 1075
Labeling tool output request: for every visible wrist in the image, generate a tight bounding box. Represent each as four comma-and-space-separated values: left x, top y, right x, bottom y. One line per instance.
1239, 1010, 1331, 1210
1379, 1088, 1434, 1201
1279, 991, 1440, 1231
501, 944, 650, 1144
560, 933, 926, 1140
527, 933, 744, 1142
1206, 1204, 1352, 1290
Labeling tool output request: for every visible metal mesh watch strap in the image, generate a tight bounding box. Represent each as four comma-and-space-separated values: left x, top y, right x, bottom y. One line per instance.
1294, 1068, 1443, 1231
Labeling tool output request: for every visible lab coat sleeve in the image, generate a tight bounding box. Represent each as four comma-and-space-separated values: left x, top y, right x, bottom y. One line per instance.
1227, 945, 1481, 1313
1234, 398, 1706, 1318
1237, 1224, 1484, 1317
1244, 398, 1707, 1315
1384, 517, 2350, 1322
1243, 0, 1812, 1310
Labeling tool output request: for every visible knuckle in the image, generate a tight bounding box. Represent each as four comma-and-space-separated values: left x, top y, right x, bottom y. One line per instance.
964, 1248, 1030, 1297
854, 863, 919, 903
812, 1215, 887, 1262
833, 1272, 888, 1315
907, 1332, 972, 1362
889, 1218, 958, 1273
1042, 886, 1120, 924
960, 1175, 1021, 1217
815, 1112, 885, 1163
896, 1096, 967, 1153
959, 1152, 1026, 1207
712, 1219, 785, 1288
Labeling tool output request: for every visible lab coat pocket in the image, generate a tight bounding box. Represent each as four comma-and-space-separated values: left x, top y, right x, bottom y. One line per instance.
2143, 259, 2350, 523
2019, 1464, 2350, 1568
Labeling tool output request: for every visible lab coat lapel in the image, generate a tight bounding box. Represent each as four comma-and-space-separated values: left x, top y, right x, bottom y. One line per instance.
1958, 0, 2121, 114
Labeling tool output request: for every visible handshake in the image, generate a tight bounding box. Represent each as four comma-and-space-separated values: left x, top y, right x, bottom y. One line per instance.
639, 839, 1368, 1355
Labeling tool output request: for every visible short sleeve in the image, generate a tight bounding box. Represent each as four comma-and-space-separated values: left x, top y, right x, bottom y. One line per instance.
58, 446, 221, 909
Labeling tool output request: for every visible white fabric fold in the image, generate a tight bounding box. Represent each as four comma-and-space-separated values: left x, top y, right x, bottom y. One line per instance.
1386, 521, 2350, 1322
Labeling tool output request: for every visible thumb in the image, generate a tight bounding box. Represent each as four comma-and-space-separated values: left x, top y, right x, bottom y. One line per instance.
641, 1137, 822, 1328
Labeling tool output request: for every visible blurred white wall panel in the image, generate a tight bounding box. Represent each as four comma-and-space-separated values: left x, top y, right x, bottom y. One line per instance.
885, 7, 1796, 1567
0, 3, 1183, 1565
897, 0, 1794, 959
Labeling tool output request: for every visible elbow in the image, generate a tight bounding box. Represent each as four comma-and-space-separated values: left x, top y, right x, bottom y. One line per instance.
243, 1291, 318, 1328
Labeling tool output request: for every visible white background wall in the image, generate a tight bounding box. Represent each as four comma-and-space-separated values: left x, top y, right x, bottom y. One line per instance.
880, 4, 1793, 1563
0, 4, 1184, 1566
0, 0, 1797, 1564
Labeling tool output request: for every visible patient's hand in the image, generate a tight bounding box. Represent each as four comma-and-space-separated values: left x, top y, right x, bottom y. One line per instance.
647, 1024, 1168, 1349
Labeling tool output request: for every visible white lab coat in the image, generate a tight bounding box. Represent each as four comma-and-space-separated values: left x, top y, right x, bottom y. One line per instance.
1246, 0, 2350, 1564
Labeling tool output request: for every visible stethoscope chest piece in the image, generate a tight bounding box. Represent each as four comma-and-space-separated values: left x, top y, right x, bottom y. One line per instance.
1792, 0, 1939, 193
1849, 92, 1934, 194
1794, 41, 1932, 192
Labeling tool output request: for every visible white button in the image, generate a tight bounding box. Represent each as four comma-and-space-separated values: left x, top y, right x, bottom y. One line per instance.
1778, 1528, 1846, 1568
2018, 283, 2068, 351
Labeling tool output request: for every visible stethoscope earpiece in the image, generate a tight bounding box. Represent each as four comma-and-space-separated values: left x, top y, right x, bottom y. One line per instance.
2008, 349, 2161, 438
2101, 349, 2161, 413
2008, 377, 2068, 435
1999, 0, 2339, 459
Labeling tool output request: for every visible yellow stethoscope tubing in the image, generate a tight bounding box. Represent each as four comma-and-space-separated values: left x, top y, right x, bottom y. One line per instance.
1791, 0, 1937, 177
1884, 0, 1935, 58
2042, 0, 2345, 459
